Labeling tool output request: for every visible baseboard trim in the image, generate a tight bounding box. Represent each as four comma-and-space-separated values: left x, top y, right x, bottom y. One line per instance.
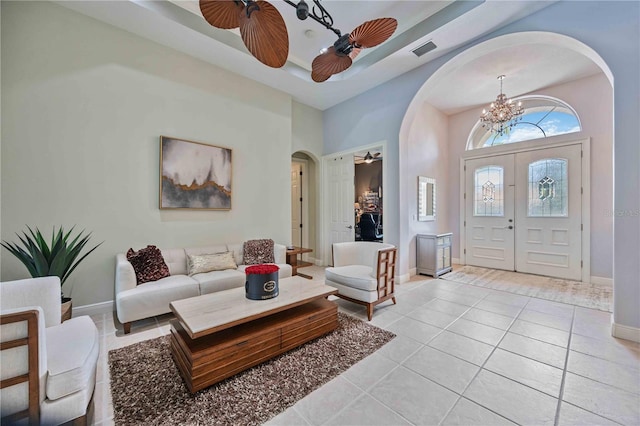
590, 276, 613, 287
72, 300, 114, 317
611, 322, 640, 343
397, 272, 411, 284
409, 267, 417, 277
452, 258, 461, 265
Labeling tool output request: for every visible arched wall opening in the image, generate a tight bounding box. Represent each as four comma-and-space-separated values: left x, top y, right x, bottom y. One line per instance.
399, 31, 614, 301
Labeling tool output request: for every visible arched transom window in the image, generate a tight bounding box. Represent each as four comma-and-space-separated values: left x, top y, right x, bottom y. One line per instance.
467, 96, 581, 150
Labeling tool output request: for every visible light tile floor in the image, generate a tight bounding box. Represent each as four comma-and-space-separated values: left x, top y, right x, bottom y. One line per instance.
92, 266, 640, 425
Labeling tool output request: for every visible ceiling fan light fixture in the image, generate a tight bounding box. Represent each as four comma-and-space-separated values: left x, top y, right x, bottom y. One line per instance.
364, 152, 374, 164
334, 34, 353, 56
296, 0, 309, 20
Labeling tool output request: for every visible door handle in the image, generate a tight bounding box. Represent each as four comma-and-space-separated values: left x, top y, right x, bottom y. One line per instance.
346, 225, 353, 229
507, 226, 513, 229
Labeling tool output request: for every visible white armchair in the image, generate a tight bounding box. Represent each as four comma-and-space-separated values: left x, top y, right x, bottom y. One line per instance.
325, 242, 398, 320
1, 277, 99, 425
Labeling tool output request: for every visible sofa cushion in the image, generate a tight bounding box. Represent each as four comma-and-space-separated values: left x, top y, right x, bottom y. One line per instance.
187, 251, 237, 276
126, 245, 170, 284
185, 245, 228, 257
193, 269, 246, 294
226, 243, 244, 265
243, 239, 275, 265
45, 316, 99, 401
160, 248, 187, 276
325, 265, 377, 291
326, 281, 380, 303
116, 275, 200, 323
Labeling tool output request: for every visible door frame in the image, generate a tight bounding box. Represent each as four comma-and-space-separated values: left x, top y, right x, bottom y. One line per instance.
459, 133, 591, 282
320, 140, 388, 265
291, 158, 310, 258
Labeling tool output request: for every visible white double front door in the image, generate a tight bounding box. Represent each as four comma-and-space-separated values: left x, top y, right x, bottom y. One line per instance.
464, 144, 582, 280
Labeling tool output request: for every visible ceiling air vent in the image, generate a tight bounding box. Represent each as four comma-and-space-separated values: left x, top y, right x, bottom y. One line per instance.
412, 41, 437, 57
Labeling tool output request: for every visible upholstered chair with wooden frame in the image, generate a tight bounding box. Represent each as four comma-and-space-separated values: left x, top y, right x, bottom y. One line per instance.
325, 242, 397, 320
1, 277, 99, 425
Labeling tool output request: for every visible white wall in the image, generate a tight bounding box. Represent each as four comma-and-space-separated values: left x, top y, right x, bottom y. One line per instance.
446, 73, 613, 278
0, 2, 304, 306
404, 103, 450, 272
291, 101, 323, 258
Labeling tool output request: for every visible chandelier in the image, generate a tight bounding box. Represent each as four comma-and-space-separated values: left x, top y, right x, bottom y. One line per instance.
480, 75, 524, 136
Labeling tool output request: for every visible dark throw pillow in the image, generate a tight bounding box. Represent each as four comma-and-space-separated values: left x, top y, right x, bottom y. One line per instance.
243, 239, 275, 265
126, 245, 170, 285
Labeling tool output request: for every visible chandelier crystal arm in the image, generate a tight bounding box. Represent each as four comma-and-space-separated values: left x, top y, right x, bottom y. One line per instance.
479, 75, 524, 136
283, 0, 342, 36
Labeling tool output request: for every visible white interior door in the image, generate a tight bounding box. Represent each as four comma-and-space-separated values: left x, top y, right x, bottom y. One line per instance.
515, 144, 582, 280
326, 155, 355, 263
291, 162, 302, 247
465, 154, 515, 270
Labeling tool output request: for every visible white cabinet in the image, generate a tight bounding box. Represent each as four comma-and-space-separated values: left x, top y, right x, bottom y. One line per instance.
417, 233, 452, 277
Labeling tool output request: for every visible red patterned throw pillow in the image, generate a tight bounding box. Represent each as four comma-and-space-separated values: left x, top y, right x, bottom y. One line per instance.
243, 239, 275, 265
126, 245, 170, 285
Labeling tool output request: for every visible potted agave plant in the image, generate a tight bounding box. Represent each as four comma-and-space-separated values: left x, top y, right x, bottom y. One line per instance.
1, 226, 102, 321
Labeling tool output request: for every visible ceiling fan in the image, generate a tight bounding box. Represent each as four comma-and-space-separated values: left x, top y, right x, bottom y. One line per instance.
199, 0, 398, 82
355, 151, 382, 164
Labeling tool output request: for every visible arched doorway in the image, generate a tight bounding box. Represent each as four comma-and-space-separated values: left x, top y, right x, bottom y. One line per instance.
399, 31, 613, 285
291, 151, 319, 265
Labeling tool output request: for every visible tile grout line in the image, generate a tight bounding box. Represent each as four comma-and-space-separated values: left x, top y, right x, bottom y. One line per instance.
553, 305, 576, 426
337, 287, 476, 426
434, 288, 526, 425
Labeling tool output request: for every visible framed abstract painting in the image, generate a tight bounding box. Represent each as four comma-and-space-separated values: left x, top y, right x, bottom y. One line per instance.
159, 136, 232, 210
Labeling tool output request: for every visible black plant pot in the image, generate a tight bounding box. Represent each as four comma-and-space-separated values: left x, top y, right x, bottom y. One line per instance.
245, 272, 279, 300
61, 297, 73, 322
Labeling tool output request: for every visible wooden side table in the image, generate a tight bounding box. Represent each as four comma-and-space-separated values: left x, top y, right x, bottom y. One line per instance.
286, 246, 313, 279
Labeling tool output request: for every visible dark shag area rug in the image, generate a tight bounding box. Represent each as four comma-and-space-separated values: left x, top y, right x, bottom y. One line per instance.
108, 312, 395, 426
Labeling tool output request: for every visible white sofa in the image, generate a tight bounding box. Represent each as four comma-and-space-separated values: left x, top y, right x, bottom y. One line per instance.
115, 242, 292, 333
1, 277, 99, 425
325, 242, 397, 320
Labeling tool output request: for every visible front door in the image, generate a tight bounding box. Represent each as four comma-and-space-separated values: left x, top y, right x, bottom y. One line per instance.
465, 144, 583, 280
465, 154, 516, 270
514, 144, 582, 280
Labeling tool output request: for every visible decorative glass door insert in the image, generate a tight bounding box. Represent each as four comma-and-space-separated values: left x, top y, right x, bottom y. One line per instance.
527, 158, 568, 217
474, 166, 504, 216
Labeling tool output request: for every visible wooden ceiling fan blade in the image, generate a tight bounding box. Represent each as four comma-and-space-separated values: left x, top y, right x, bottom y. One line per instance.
199, 0, 243, 29
311, 70, 331, 83
239, 1, 289, 68
349, 47, 362, 60
349, 18, 398, 49
311, 47, 352, 82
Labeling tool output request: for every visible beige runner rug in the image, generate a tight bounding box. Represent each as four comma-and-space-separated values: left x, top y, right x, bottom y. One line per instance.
441, 265, 612, 312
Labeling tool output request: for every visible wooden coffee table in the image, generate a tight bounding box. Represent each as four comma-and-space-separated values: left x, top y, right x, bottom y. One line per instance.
169, 276, 338, 393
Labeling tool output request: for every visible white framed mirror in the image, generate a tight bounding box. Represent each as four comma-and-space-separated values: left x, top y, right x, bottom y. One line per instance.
418, 176, 436, 221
